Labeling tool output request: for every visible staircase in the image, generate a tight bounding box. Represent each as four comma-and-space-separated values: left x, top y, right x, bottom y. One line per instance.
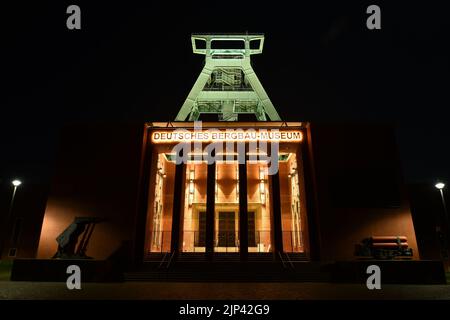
124, 252, 331, 282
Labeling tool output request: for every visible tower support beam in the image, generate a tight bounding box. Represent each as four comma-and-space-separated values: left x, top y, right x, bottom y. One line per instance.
175, 34, 282, 122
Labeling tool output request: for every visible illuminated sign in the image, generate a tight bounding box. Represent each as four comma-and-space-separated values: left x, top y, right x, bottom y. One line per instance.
151, 129, 303, 144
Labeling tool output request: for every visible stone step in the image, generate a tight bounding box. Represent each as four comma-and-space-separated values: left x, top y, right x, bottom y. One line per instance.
124, 270, 331, 282
125, 260, 331, 282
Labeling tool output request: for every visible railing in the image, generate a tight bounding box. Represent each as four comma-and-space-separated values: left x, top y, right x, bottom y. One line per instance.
181, 230, 272, 253
284, 252, 295, 269
166, 251, 176, 268
157, 251, 169, 269
215, 231, 240, 253
148, 230, 304, 253
278, 251, 287, 269
202, 86, 253, 91
211, 54, 244, 59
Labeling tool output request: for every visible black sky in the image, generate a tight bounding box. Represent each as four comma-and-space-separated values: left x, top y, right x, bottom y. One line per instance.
1, 1, 449, 186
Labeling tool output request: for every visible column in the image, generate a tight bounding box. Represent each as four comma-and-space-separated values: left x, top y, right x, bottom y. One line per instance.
271, 171, 283, 255
205, 151, 216, 259
170, 161, 185, 254
239, 144, 248, 260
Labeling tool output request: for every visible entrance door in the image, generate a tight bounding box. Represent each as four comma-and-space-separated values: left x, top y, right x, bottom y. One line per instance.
248, 212, 256, 247
218, 212, 236, 247
195, 211, 206, 247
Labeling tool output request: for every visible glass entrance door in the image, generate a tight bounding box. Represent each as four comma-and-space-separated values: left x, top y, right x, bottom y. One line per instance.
181, 160, 275, 253
248, 211, 256, 247
217, 212, 236, 248
195, 211, 206, 247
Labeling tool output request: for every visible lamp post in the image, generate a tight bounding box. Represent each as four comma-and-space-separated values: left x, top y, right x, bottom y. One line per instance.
1, 180, 22, 259
435, 182, 447, 218
435, 182, 449, 262
9, 180, 22, 220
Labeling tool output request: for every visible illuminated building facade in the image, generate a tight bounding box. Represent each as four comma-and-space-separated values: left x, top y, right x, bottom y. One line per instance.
10, 34, 446, 284
145, 121, 308, 259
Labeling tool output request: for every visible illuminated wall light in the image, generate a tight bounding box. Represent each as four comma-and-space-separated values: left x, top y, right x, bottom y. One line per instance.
259, 168, 265, 181
260, 179, 266, 204
157, 167, 166, 178
188, 152, 208, 156
189, 169, 195, 205
288, 167, 298, 179
259, 167, 266, 204
247, 152, 268, 156
216, 152, 238, 156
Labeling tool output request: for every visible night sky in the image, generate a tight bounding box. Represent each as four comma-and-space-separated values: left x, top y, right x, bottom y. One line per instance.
1, 1, 449, 187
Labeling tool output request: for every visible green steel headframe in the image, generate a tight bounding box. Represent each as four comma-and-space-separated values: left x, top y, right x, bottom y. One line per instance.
175, 34, 281, 122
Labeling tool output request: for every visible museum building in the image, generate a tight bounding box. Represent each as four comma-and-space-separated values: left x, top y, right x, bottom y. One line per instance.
8, 34, 443, 283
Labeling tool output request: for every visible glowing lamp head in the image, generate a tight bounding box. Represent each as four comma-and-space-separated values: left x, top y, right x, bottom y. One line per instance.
12, 180, 22, 187
435, 182, 445, 190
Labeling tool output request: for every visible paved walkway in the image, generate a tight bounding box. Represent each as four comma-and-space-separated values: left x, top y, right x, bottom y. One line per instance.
1, 281, 450, 300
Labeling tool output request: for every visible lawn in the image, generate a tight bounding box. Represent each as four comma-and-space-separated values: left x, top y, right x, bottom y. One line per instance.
0, 260, 12, 281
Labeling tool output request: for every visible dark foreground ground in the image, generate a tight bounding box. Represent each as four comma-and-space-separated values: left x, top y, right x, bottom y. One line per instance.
1, 281, 450, 300
1, 261, 450, 300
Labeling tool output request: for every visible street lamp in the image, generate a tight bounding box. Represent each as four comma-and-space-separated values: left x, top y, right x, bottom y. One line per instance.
435, 182, 448, 217
436, 182, 445, 190
12, 180, 22, 187
9, 179, 22, 216
435, 181, 449, 262
7, 179, 22, 226
1, 180, 22, 258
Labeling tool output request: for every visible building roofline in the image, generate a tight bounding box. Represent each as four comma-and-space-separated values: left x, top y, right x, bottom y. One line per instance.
146, 121, 306, 129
